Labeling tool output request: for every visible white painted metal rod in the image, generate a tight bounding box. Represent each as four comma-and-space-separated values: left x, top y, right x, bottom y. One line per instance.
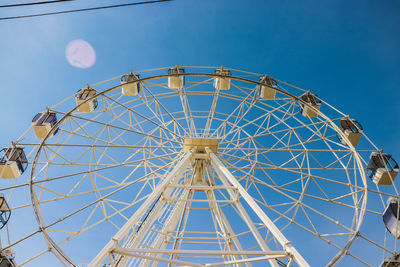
88, 152, 192, 267
207, 149, 310, 267
206, 255, 289, 266
166, 184, 236, 190
112, 248, 287, 256
113, 250, 203, 267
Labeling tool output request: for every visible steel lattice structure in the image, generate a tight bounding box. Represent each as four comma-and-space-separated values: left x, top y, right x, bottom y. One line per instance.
0, 66, 399, 266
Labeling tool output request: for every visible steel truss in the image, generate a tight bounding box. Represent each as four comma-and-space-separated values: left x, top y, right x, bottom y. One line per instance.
89, 149, 309, 266
0, 66, 398, 267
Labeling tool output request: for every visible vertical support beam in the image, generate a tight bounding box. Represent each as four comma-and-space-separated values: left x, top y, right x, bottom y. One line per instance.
88, 152, 192, 267
206, 166, 279, 267
205, 189, 252, 267
145, 188, 191, 267
116, 179, 188, 266
207, 149, 310, 267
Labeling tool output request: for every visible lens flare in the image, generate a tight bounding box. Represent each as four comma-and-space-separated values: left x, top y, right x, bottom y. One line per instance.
65, 39, 96, 69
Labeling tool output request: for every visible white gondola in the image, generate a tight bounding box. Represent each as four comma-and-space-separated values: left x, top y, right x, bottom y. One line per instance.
168, 67, 185, 89
213, 68, 231, 90
380, 253, 400, 267
75, 86, 98, 113
367, 152, 399, 185
32, 111, 59, 139
338, 118, 363, 146
258, 75, 277, 100
299, 92, 321, 118
0, 146, 27, 179
121, 72, 140, 96
383, 198, 400, 239
0, 248, 17, 267
0, 193, 11, 230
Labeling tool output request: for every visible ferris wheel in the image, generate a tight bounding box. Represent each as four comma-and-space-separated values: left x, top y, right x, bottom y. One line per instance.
0, 66, 399, 267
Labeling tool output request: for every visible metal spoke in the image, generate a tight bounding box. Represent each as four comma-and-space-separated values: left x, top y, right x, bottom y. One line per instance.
1, 67, 395, 267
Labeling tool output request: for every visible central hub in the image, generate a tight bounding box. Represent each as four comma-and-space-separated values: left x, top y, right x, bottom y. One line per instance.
184, 138, 219, 185
183, 138, 219, 154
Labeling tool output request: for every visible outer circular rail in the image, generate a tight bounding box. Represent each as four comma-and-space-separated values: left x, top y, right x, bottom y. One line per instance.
28, 67, 368, 266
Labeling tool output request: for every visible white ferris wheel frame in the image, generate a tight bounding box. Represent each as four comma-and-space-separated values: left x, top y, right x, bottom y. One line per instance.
3, 66, 396, 267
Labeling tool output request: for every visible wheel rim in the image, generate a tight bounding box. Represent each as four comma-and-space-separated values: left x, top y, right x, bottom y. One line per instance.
1, 66, 397, 266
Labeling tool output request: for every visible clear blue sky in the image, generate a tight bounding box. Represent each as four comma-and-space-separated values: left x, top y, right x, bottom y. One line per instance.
0, 0, 399, 265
